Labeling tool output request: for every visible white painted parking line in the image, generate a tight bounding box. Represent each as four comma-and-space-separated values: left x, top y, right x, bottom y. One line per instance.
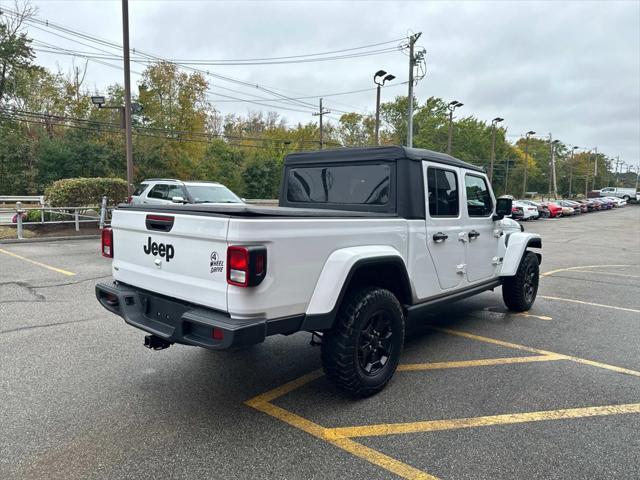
540, 295, 640, 314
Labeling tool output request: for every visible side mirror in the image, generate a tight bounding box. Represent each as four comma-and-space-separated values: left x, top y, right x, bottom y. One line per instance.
494, 198, 512, 220
171, 196, 186, 203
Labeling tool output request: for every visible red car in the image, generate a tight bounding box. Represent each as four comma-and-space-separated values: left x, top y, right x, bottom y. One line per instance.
542, 202, 563, 218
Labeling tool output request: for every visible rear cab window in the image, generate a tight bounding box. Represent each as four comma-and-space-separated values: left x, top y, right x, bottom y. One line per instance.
426, 167, 459, 217
285, 162, 395, 212
464, 174, 493, 217
147, 184, 169, 199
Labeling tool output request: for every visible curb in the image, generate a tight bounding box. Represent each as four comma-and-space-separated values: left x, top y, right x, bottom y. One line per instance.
0, 234, 100, 245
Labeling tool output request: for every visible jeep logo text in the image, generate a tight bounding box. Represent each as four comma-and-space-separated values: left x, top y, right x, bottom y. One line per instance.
143, 237, 175, 262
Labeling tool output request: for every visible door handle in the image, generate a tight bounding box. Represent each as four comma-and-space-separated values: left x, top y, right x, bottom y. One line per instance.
468, 230, 480, 240
432, 232, 448, 243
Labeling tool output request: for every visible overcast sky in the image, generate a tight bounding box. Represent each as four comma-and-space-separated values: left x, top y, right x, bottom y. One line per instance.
11, 0, 640, 166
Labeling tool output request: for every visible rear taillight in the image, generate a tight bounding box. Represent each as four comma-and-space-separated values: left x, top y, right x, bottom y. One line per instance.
227, 245, 267, 287
101, 228, 113, 258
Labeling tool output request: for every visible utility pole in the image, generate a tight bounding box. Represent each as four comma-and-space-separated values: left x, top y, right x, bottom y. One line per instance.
121, 0, 134, 196
592, 146, 598, 190
550, 138, 559, 199
522, 131, 535, 198
312, 98, 330, 150
504, 158, 511, 194
547, 133, 553, 197
489, 117, 503, 182
568, 146, 578, 198
614, 156, 621, 185
406, 32, 421, 147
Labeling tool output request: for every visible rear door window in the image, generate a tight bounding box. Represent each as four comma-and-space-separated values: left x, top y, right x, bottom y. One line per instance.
465, 174, 493, 217
132, 184, 149, 196
427, 167, 459, 217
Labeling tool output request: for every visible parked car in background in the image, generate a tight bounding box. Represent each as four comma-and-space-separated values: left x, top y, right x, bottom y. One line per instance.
584, 199, 601, 211
603, 196, 626, 207
541, 201, 563, 218
599, 187, 636, 202
131, 179, 244, 206
564, 199, 587, 213
513, 200, 539, 220
557, 200, 580, 215
510, 204, 524, 220
521, 200, 550, 218
593, 198, 613, 210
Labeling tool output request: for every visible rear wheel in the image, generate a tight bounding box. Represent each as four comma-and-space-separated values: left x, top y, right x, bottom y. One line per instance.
502, 251, 539, 312
321, 287, 404, 398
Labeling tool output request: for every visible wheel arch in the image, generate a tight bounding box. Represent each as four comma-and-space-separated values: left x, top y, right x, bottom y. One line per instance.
301, 247, 412, 331
500, 233, 542, 277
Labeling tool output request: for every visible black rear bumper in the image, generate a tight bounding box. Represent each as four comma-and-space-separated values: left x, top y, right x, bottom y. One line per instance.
95, 282, 303, 350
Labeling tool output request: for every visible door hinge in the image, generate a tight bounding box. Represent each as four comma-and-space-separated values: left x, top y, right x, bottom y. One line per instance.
492, 256, 503, 265
456, 263, 467, 274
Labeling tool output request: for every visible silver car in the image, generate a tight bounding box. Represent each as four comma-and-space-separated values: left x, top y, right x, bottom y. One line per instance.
131, 179, 244, 205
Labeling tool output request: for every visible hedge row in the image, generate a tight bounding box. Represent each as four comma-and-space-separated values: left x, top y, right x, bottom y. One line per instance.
44, 177, 128, 207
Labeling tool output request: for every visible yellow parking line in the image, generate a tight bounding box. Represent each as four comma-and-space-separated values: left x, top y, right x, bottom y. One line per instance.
325, 403, 640, 439
0, 247, 75, 276
246, 392, 438, 479
397, 355, 563, 372
540, 295, 640, 314
541, 264, 632, 277
435, 328, 640, 377
247, 369, 324, 404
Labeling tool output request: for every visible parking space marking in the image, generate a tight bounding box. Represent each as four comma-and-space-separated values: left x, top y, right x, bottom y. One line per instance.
573, 270, 640, 278
436, 328, 640, 377
246, 327, 640, 480
246, 383, 438, 480
397, 355, 563, 372
482, 306, 553, 321
541, 264, 633, 277
540, 295, 640, 314
0, 247, 76, 276
325, 403, 640, 439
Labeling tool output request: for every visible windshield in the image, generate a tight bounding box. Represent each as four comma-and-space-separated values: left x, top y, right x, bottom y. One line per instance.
185, 185, 243, 204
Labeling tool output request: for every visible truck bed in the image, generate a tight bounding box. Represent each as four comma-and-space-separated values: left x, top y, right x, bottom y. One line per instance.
117, 203, 397, 218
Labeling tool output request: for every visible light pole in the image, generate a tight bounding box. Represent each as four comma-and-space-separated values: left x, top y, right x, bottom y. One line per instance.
447, 100, 463, 155
373, 70, 395, 145
550, 139, 559, 198
489, 117, 503, 182
121, 0, 134, 196
568, 145, 579, 198
522, 130, 535, 198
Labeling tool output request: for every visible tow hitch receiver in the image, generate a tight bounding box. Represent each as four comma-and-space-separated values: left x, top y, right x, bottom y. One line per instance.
144, 335, 172, 350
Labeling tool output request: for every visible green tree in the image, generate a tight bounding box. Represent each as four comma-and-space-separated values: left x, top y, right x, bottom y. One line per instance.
0, 3, 35, 104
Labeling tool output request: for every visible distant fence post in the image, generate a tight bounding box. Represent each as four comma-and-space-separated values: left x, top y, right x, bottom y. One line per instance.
16, 201, 24, 239
99, 196, 107, 229
40, 205, 45, 223
74, 209, 80, 231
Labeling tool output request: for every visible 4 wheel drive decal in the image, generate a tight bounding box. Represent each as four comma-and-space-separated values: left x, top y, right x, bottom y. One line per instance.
210, 251, 224, 273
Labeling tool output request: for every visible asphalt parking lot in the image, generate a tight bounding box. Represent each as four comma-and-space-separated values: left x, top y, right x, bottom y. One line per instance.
1, 207, 639, 480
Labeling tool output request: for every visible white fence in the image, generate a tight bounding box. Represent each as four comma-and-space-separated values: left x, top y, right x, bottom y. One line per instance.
0, 197, 112, 240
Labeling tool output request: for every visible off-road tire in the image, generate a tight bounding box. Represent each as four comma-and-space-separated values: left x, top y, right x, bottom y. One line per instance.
321, 287, 404, 398
502, 251, 539, 312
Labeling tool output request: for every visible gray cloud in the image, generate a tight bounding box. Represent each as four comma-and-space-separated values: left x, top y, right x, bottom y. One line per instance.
26, 0, 640, 164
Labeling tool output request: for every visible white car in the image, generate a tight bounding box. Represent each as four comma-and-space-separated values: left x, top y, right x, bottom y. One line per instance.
603, 196, 626, 207
131, 179, 244, 205
96, 146, 542, 397
513, 200, 539, 220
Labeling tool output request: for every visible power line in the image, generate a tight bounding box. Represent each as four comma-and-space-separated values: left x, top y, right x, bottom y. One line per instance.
4, 8, 406, 116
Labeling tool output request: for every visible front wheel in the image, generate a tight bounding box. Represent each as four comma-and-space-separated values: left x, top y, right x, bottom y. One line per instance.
321, 287, 404, 398
502, 251, 539, 312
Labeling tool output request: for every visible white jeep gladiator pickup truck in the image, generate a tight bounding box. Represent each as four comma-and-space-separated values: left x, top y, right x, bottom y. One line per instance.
96, 146, 541, 397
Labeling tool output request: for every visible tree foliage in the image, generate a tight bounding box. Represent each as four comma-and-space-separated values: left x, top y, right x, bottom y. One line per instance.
0, 4, 625, 200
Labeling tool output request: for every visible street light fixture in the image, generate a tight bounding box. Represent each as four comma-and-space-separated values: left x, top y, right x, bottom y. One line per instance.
373, 70, 395, 145
489, 117, 504, 182
522, 130, 535, 198
447, 101, 463, 155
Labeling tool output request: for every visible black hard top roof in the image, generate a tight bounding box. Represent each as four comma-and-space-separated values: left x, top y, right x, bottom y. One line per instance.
284, 145, 485, 173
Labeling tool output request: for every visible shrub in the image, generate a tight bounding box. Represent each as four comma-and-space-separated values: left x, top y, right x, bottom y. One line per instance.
45, 177, 128, 207
25, 209, 68, 222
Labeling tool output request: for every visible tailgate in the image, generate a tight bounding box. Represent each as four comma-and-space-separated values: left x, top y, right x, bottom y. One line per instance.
111, 209, 229, 311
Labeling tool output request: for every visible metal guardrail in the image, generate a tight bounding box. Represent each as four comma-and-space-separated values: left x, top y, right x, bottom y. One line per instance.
0, 197, 112, 239
0, 195, 45, 204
